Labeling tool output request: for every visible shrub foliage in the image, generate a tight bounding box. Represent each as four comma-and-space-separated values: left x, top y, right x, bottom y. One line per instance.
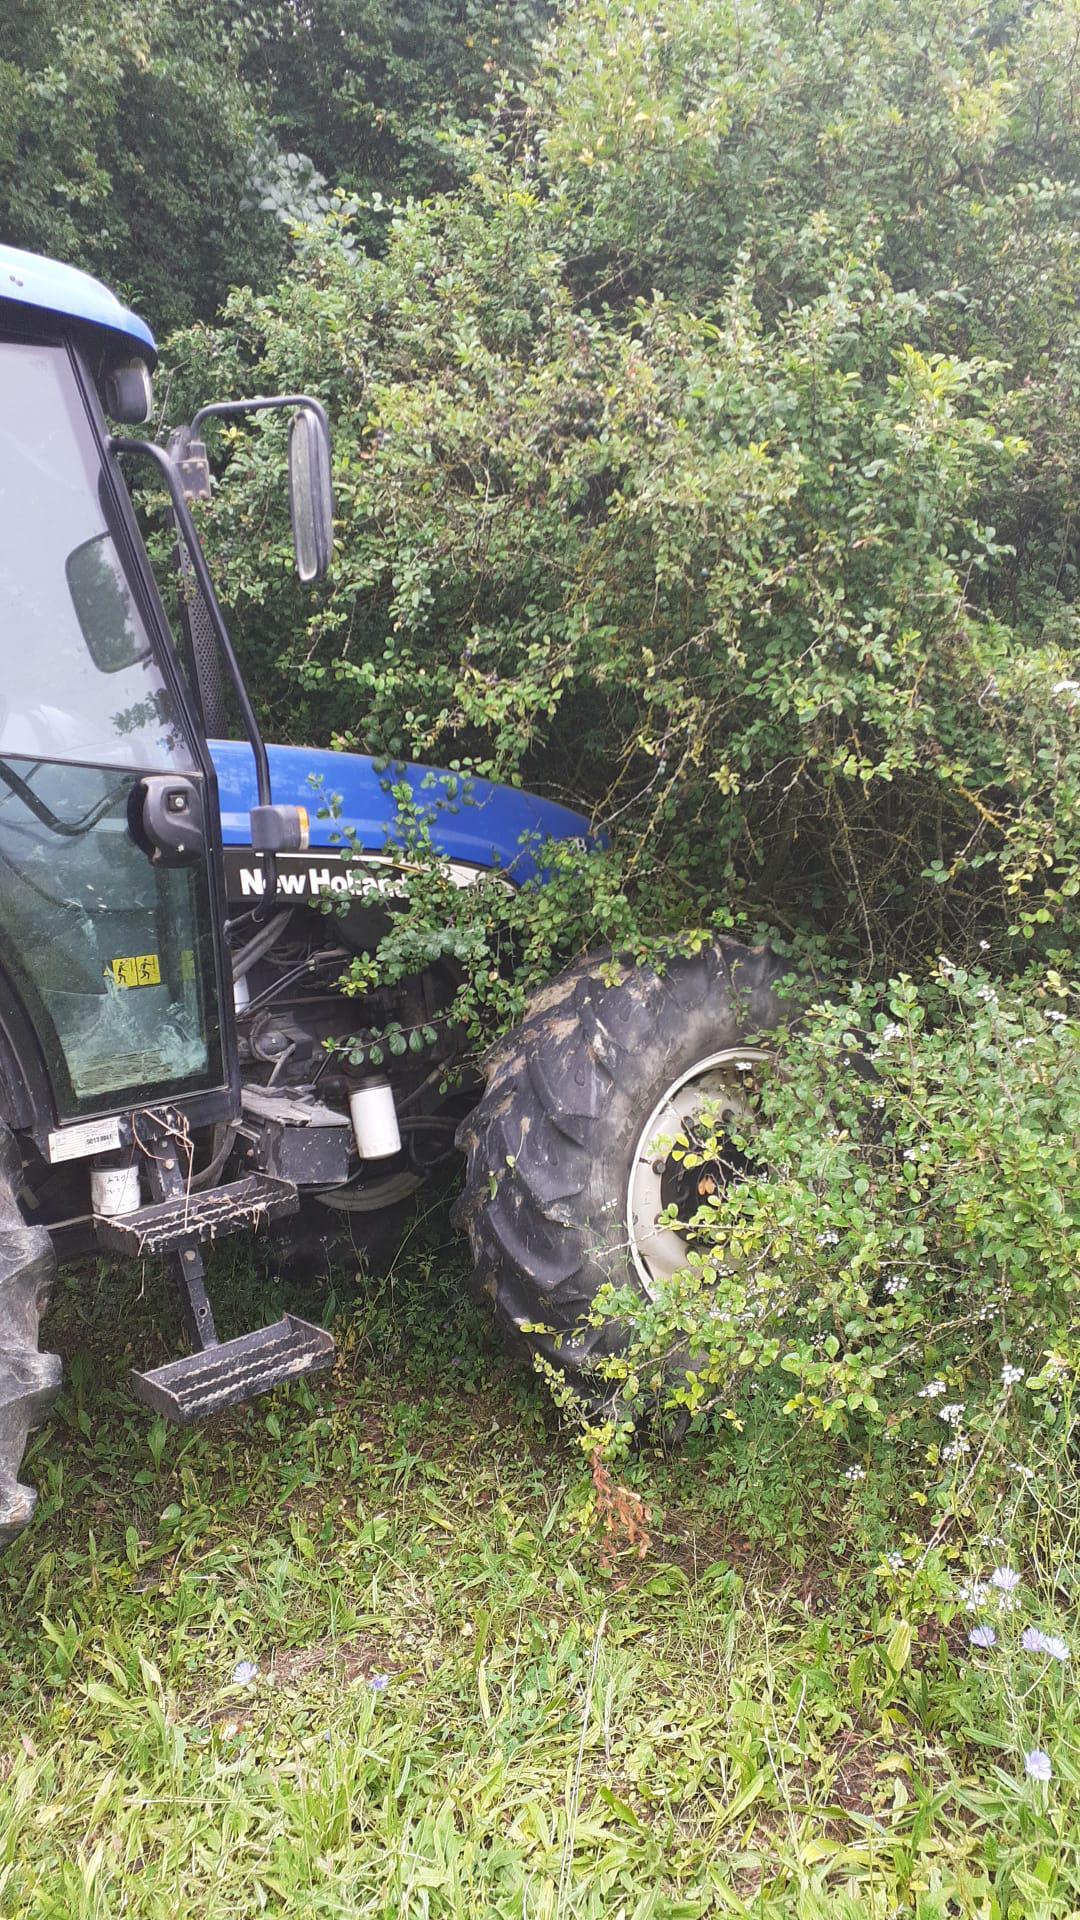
589, 965, 1079, 1494
172, 0, 1080, 972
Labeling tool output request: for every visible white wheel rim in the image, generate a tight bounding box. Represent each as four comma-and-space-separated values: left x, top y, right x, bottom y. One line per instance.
626, 1047, 769, 1294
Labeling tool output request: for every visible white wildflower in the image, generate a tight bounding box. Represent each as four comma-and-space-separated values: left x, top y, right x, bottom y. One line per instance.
1001, 1363, 1024, 1390
959, 1578, 989, 1611
938, 1402, 965, 1426
919, 1379, 947, 1399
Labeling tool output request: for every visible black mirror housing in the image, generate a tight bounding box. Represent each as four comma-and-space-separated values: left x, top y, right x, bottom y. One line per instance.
103, 357, 153, 425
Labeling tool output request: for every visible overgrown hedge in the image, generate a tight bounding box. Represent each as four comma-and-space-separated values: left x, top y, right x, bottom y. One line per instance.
169, 0, 1080, 978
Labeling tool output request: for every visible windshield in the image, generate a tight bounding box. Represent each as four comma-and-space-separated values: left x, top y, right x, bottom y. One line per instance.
0, 339, 191, 769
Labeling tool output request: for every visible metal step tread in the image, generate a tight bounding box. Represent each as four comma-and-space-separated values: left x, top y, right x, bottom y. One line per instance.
130, 1312, 335, 1423
96, 1173, 299, 1255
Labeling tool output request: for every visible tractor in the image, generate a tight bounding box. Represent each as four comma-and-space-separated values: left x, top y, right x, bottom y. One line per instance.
0, 244, 789, 1547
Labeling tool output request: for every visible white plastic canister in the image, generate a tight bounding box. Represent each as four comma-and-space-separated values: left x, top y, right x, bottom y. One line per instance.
348, 1081, 402, 1160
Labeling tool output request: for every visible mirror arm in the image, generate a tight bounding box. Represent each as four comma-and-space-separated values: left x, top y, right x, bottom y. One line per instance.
109, 436, 278, 905
190, 394, 331, 438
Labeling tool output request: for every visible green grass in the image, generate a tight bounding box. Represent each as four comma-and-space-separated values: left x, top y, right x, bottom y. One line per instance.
1, 1224, 1077, 1918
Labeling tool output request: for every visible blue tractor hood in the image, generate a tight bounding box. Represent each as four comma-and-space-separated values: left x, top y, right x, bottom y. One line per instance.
210, 739, 594, 884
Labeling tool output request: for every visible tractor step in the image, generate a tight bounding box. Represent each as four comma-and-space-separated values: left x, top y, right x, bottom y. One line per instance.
95, 1173, 298, 1256
129, 1313, 335, 1424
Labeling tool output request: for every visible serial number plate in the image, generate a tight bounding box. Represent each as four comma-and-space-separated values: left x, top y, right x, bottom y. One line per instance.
46, 1116, 123, 1165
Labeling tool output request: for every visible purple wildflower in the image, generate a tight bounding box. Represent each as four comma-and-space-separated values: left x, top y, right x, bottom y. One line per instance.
1021, 1628, 1070, 1662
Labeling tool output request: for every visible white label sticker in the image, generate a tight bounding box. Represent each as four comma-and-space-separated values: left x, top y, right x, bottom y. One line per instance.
46, 1116, 123, 1165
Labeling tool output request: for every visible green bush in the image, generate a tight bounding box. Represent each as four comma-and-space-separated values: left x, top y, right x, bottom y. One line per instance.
169, 0, 1080, 968
589, 964, 1079, 1516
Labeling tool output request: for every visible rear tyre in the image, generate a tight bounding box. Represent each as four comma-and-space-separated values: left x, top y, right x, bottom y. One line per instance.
0, 1125, 61, 1549
454, 939, 791, 1396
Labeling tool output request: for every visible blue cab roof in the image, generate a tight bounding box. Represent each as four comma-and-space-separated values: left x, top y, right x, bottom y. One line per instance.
210, 739, 594, 884
0, 244, 156, 367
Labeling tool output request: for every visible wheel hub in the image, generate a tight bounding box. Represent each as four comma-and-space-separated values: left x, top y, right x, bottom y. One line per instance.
626, 1047, 768, 1293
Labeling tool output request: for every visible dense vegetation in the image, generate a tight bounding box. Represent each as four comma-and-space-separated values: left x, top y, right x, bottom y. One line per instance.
1, 3, 1078, 1904
167, 0, 1080, 967
0, 0, 546, 329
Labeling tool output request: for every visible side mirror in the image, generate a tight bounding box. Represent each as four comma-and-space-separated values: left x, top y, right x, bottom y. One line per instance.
103, 357, 153, 425
288, 407, 334, 582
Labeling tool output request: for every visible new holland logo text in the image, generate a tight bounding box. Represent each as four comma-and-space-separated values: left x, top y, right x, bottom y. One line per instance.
233, 860, 398, 899
223, 850, 489, 901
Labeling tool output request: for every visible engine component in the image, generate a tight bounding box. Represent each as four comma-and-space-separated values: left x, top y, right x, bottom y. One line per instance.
241, 1085, 353, 1188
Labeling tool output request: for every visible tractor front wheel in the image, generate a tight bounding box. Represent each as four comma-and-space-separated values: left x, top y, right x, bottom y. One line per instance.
0, 1125, 61, 1548
454, 939, 791, 1397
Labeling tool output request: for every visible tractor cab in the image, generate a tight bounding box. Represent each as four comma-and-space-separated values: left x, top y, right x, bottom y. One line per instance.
0, 245, 336, 1434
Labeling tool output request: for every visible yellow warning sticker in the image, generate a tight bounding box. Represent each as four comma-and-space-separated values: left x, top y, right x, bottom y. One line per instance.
108, 953, 162, 989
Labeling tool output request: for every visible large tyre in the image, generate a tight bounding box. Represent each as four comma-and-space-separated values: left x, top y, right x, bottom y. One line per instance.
0, 1125, 61, 1549
454, 938, 791, 1394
